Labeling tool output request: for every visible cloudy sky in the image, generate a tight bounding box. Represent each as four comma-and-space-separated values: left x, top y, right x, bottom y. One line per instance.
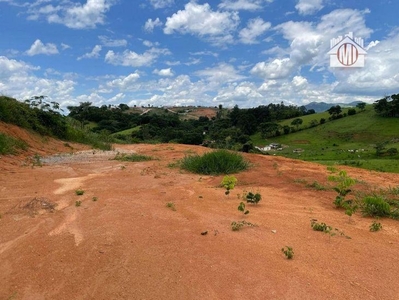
0, 0, 398, 109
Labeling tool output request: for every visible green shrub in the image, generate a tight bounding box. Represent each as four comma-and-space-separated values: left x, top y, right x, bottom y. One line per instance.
180, 150, 249, 175
245, 191, 262, 204
75, 189, 85, 196
361, 196, 391, 217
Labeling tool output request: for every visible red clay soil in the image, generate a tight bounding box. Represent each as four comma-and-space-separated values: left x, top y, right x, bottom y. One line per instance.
1, 125, 399, 300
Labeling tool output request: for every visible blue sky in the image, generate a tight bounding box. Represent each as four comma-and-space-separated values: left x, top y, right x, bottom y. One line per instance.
0, 0, 398, 109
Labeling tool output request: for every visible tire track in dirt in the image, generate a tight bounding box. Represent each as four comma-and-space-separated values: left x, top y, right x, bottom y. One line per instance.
48, 209, 83, 246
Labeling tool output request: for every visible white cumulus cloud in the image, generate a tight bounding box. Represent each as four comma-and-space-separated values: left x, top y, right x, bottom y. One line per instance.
164, 2, 239, 45
105, 47, 170, 67
144, 18, 163, 32
26, 39, 59, 56
251, 58, 294, 79
219, 0, 273, 11
99, 36, 127, 47
153, 68, 174, 77
30, 0, 116, 29
295, 0, 324, 15
239, 17, 271, 44
77, 45, 102, 60
149, 0, 174, 9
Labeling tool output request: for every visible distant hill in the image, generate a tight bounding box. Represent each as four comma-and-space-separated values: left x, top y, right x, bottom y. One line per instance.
305, 101, 362, 112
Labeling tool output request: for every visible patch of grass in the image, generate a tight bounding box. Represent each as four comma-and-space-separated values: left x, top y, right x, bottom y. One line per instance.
361, 196, 391, 217
180, 150, 249, 175
306, 181, 327, 190
294, 178, 308, 184
92, 196, 98, 202
0, 133, 28, 154
75, 189, 84, 196
75, 200, 82, 207
113, 153, 155, 162
251, 107, 399, 173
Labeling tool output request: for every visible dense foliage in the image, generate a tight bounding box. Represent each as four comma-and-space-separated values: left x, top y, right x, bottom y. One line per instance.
66, 101, 315, 150
0, 96, 68, 139
374, 94, 399, 117
0, 96, 112, 150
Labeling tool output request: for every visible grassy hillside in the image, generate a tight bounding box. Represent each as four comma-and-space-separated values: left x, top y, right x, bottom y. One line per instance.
0, 96, 112, 152
252, 106, 399, 173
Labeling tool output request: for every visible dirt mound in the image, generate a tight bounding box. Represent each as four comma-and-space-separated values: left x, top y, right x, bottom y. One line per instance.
0, 122, 89, 168
1, 132, 399, 299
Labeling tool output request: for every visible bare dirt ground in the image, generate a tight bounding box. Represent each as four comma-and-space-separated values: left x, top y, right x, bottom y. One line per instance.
1, 124, 399, 300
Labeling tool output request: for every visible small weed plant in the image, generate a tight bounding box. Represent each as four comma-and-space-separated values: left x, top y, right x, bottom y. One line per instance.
307, 181, 327, 191
221, 175, 237, 196
311, 220, 351, 240
281, 246, 294, 259
369, 221, 383, 232
92, 197, 98, 202
75, 189, 84, 196
244, 191, 262, 204
328, 169, 356, 208
75, 200, 82, 207
238, 202, 249, 215
166, 202, 176, 211
231, 220, 256, 231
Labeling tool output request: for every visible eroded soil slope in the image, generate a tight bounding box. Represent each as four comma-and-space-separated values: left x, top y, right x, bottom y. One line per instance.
1, 134, 399, 299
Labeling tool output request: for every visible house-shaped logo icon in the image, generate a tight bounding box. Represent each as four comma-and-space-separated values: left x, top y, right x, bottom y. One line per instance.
328, 32, 367, 68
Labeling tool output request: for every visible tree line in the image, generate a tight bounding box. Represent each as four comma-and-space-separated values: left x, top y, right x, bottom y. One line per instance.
66, 102, 316, 150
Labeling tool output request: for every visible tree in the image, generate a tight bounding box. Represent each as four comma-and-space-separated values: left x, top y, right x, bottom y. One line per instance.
347, 108, 356, 116
118, 103, 129, 111
356, 102, 366, 111
259, 122, 280, 138
67, 102, 93, 129
283, 125, 290, 134
291, 118, 303, 130
374, 94, 399, 117
375, 141, 388, 157
327, 105, 342, 119
229, 105, 240, 126
309, 119, 318, 127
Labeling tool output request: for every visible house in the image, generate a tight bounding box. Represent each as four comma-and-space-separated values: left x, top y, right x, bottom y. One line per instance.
270, 143, 281, 149
255, 146, 271, 152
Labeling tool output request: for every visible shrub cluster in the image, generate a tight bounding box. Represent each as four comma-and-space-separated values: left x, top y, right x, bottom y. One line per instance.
180, 150, 249, 175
